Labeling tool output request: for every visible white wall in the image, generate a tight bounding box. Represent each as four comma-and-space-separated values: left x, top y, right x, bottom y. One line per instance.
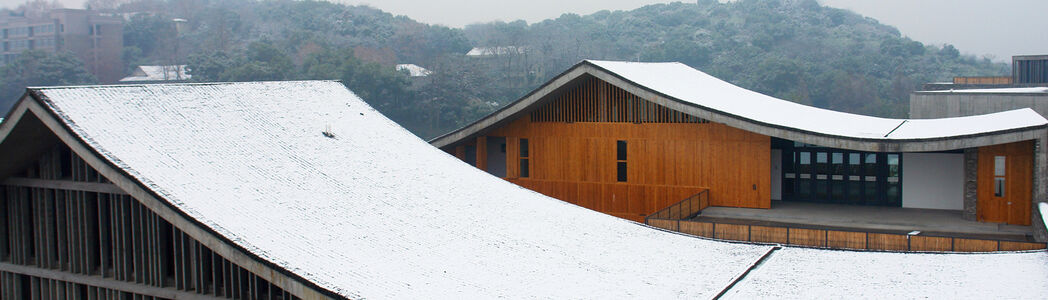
902, 153, 964, 210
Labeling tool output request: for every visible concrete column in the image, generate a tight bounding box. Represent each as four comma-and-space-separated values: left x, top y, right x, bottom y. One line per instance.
963, 148, 978, 221
1033, 136, 1047, 242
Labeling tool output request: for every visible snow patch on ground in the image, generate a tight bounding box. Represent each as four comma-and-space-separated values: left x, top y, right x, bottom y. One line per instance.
723, 247, 1048, 299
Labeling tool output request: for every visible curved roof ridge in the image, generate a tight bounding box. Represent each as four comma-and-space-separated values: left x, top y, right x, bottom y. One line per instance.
431, 60, 1047, 150
585, 60, 1047, 140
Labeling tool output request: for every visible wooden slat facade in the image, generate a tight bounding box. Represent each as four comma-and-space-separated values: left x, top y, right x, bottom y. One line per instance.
453, 77, 770, 222
1, 146, 304, 300
647, 220, 1046, 252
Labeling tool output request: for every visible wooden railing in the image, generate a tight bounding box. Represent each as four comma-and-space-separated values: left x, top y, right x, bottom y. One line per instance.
646, 219, 1046, 252
953, 76, 1012, 85
644, 189, 709, 224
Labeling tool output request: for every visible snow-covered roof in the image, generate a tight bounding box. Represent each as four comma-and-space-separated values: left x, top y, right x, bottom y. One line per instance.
588, 60, 1046, 140
395, 63, 432, 77
19, 81, 1048, 298
466, 46, 526, 57
432, 60, 1047, 150
118, 65, 191, 82
919, 87, 1048, 94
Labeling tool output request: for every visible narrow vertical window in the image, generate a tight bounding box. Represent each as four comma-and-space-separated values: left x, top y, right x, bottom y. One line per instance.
519, 139, 529, 178
616, 140, 627, 182
994, 156, 1005, 197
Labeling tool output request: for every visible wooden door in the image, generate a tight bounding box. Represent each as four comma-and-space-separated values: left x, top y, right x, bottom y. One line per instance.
977, 141, 1033, 225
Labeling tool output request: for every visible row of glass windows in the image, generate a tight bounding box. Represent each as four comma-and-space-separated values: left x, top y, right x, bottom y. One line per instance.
2, 24, 55, 38
781, 144, 902, 206
2, 38, 56, 52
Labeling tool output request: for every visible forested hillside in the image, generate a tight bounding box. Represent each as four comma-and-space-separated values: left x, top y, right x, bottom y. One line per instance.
1, 0, 1007, 138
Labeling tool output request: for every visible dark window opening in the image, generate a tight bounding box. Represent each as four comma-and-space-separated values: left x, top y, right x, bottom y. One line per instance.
616, 140, 627, 182
520, 159, 529, 178
519, 139, 529, 157
519, 138, 529, 178
994, 178, 1005, 197
616, 140, 627, 161
994, 156, 1005, 197
617, 162, 627, 182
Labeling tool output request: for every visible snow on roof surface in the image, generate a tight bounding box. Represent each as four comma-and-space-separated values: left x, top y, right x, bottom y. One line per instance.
395, 63, 432, 77
466, 46, 526, 56
921, 87, 1048, 94
118, 65, 191, 82
32, 81, 1048, 298
587, 60, 1048, 140
723, 248, 1048, 299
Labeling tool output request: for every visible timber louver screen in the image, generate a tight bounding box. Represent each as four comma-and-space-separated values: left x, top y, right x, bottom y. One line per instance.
0, 145, 303, 300
530, 77, 707, 124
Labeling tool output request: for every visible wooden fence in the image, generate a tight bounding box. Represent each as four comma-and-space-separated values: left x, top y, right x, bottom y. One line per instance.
646, 219, 1047, 252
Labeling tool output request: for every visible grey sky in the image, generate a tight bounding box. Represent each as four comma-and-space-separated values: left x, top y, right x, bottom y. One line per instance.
3, 0, 1044, 61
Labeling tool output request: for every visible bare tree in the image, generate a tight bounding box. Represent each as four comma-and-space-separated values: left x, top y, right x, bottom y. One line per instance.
18, 0, 63, 18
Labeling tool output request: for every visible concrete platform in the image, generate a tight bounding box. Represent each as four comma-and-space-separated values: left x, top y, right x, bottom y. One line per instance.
695, 201, 1035, 241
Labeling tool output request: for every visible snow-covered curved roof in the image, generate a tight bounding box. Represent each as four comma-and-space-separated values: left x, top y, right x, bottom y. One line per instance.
19, 81, 1048, 298
431, 60, 1047, 149
588, 60, 1046, 140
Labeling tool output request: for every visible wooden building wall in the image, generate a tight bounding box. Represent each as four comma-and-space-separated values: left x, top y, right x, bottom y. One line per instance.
977, 140, 1033, 225
451, 77, 770, 222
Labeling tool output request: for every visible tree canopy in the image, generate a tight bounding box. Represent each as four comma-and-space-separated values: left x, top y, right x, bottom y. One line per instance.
0, 0, 1009, 139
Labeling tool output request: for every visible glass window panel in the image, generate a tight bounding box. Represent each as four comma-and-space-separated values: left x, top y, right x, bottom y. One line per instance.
887, 154, 900, 178
865, 154, 878, 176
616, 162, 627, 182
832, 153, 845, 174
848, 181, 862, 204
865, 181, 878, 204
816, 152, 828, 163
994, 178, 1005, 197
520, 159, 529, 178
816, 181, 828, 200
994, 156, 1005, 176
831, 183, 844, 200
887, 185, 900, 205
799, 152, 810, 164
616, 140, 627, 161
519, 139, 529, 158
797, 180, 811, 198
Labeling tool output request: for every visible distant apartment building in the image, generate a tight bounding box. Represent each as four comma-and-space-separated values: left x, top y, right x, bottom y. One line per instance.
0, 9, 123, 83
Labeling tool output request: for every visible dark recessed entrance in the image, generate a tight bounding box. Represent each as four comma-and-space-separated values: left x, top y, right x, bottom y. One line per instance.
773, 138, 902, 207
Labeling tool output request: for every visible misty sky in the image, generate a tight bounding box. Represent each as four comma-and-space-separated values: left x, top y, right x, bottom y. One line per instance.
3, 0, 1045, 61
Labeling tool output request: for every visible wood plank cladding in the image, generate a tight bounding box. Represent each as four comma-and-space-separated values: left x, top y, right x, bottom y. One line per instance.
653, 220, 1046, 252
977, 140, 1033, 225
466, 77, 770, 222
1, 145, 303, 300
530, 76, 706, 124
